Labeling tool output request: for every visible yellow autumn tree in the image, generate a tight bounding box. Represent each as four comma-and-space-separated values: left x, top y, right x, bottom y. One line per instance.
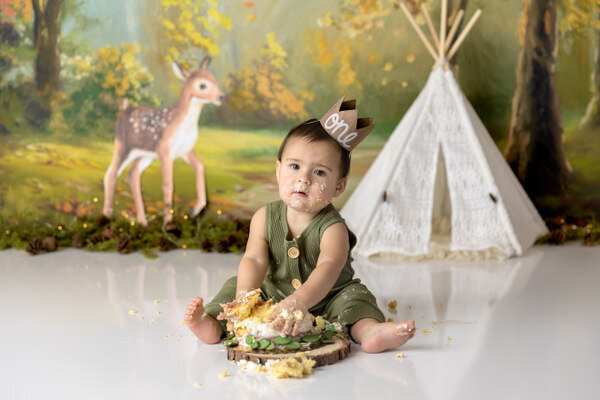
86, 43, 156, 105
224, 33, 312, 124
160, 0, 231, 68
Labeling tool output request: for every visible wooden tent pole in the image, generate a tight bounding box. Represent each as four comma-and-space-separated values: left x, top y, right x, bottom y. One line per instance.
446, 9, 482, 60
399, 3, 439, 61
444, 9, 464, 53
421, 4, 440, 51
439, 0, 448, 60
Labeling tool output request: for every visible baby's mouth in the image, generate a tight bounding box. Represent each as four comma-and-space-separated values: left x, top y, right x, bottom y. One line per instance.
292, 190, 308, 198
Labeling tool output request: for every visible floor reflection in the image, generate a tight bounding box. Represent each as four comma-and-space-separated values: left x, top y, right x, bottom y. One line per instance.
352, 248, 544, 399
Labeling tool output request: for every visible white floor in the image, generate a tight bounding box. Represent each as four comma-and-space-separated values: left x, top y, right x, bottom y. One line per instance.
1, 243, 598, 400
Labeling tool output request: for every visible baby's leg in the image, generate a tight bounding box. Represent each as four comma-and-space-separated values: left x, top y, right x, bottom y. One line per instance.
351, 318, 416, 354
184, 297, 223, 344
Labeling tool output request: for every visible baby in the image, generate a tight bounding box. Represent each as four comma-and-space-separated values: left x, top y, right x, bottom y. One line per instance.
185, 97, 415, 353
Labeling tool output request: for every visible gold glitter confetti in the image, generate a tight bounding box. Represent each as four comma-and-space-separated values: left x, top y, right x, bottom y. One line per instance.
128, 309, 138, 315
149, 319, 158, 324
193, 382, 202, 387
153, 300, 161, 304
164, 334, 172, 339
181, 319, 187, 325
156, 311, 161, 315
422, 329, 431, 334
396, 352, 405, 359
388, 300, 397, 309
218, 371, 228, 378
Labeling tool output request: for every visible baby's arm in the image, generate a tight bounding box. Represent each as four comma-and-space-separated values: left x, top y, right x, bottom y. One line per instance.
290, 222, 349, 308
269, 222, 349, 334
235, 206, 269, 298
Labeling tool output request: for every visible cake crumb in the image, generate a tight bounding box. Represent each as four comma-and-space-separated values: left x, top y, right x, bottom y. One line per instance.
396, 352, 405, 359
388, 300, 397, 309
264, 356, 316, 379
218, 371, 229, 378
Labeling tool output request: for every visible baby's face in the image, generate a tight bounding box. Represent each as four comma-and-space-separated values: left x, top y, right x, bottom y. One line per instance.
276, 137, 347, 214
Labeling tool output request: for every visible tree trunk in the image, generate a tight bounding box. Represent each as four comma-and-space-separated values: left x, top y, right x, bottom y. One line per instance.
504, 0, 570, 201
32, 0, 63, 116
580, 10, 600, 130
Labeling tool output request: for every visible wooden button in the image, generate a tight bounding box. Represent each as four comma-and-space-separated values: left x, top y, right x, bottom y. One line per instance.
287, 247, 299, 259
291, 278, 302, 289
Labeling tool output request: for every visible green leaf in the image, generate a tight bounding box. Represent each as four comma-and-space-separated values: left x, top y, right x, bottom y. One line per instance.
325, 324, 336, 332
266, 343, 275, 351
258, 339, 270, 349
301, 334, 320, 343
323, 331, 335, 340
285, 341, 301, 349
224, 339, 238, 347
246, 334, 255, 345
321, 338, 335, 344
226, 332, 235, 340
273, 335, 292, 344
250, 342, 259, 349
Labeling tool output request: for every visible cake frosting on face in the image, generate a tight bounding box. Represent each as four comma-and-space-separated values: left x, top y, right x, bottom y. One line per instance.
218, 289, 320, 345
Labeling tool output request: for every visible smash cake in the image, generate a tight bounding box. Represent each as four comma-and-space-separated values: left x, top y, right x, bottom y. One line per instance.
218, 289, 351, 377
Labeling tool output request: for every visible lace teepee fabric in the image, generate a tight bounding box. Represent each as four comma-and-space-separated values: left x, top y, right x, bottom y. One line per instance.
342, 68, 547, 259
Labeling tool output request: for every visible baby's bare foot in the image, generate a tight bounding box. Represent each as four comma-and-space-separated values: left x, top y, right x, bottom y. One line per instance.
184, 297, 223, 344
360, 319, 416, 353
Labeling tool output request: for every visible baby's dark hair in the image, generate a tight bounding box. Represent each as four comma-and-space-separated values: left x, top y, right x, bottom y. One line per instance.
277, 119, 351, 178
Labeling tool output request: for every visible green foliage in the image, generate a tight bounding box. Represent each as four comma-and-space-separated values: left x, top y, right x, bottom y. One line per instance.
0, 209, 251, 257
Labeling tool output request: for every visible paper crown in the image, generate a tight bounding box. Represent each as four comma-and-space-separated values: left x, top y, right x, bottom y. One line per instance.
319, 96, 374, 151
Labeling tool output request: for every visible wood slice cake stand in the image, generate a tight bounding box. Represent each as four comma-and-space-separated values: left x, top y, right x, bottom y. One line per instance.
226, 336, 352, 367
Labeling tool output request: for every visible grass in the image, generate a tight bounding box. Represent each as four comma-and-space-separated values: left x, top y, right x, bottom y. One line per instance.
1, 115, 598, 236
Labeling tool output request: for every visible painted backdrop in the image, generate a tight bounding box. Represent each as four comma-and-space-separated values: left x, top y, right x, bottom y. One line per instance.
1, 0, 598, 251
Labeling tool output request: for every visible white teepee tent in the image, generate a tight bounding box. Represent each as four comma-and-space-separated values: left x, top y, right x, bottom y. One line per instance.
342, 1, 547, 260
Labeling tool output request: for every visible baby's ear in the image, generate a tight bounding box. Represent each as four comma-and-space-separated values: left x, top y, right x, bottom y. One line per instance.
334, 177, 347, 197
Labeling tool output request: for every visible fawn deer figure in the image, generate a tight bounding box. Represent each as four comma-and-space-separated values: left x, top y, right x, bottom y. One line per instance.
103, 57, 223, 226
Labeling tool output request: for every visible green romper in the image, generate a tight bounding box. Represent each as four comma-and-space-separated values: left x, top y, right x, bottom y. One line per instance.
204, 200, 385, 335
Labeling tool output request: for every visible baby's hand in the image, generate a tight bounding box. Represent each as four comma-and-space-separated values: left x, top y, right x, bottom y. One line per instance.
267, 297, 309, 337
216, 290, 249, 320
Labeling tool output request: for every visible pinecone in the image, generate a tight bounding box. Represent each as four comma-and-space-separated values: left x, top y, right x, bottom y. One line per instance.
72, 233, 86, 248
101, 225, 118, 240
116, 233, 131, 254
549, 229, 566, 245
96, 214, 110, 227
164, 223, 181, 238
583, 231, 596, 246
216, 238, 231, 253
199, 237, 213, 252
89, 234, 104, 245
155, 236, 172, 252
26, 237, 44, 255
234, 218, 251, 233
42, 237, 58, 252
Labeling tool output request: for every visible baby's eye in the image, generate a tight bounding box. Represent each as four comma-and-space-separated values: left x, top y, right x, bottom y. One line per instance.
289, 163, 300, 170
314, 169, 326, 177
